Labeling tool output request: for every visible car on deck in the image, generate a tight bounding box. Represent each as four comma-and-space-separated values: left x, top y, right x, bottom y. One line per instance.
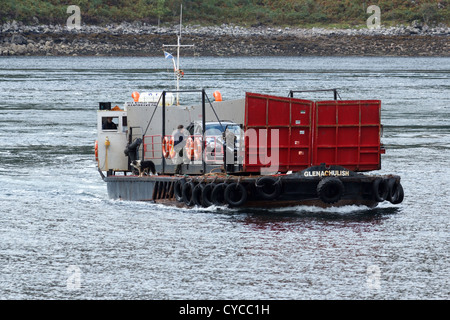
185, 121, 243, 163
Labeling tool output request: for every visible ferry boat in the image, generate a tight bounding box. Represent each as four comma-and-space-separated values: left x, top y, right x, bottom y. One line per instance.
95, 88, 404, 208
95, 14, 404, 209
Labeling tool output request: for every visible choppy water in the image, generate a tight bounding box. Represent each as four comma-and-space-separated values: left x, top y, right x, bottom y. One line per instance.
0, 56, 448, 300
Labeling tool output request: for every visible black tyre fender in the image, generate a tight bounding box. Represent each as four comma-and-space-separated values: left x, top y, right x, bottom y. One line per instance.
201, 183, 216, 207
255, 176, 282, 200
389, 181, 404, 204
211, 183, 228, 206
373, 178, 389, 202
317, 177, 345, 204
387, 178, 397, 202
192, 183, 205, 207
224, 183, 248, 207
182, 181, 195, 206
174, 178, 186, 202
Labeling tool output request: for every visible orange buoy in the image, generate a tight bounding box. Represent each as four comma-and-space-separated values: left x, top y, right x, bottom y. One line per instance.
169, 138, 176, 159
95, 140, 99, 162
132, 91, 140, 102
162, 136, 171, 158
185, 137, 194, 160
193, 138, 202, 160
213, 91, 222, 102
162, 136, 176, 159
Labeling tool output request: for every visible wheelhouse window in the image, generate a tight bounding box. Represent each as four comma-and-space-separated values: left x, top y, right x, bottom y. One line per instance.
122, 116, 127, 132
102, 117, 119, 131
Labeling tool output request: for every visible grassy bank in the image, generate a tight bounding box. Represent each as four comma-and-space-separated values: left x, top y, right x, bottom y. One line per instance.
1, 0, 448, 27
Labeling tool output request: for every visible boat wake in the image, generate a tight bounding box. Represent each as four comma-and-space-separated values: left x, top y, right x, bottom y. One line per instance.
167, 202, 399, 217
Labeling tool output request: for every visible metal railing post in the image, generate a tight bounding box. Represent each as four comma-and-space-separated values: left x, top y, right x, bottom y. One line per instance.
202, 89, 206, 174
162, 91, 166, 174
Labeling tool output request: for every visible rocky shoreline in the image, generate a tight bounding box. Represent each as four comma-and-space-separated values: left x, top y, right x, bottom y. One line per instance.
1, 21, 449, 57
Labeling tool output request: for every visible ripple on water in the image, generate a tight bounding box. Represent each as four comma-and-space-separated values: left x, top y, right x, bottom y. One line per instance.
0, 56, 448, 299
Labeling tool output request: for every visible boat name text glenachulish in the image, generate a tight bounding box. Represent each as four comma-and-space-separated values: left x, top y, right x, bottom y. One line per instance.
303, 170, 350, 177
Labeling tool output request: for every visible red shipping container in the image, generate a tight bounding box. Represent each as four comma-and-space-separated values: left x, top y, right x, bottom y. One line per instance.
244, 93, 384, 173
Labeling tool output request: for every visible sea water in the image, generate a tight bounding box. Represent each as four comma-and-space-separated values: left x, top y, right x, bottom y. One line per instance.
0, 56, 448, 299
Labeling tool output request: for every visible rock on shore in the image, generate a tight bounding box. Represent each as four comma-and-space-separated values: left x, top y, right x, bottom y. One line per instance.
1, 21, 449, 57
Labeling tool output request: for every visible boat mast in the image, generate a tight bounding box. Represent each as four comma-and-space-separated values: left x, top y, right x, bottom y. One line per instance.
163, 4, 194, 105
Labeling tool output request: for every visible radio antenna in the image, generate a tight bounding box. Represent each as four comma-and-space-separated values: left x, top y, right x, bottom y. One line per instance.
162, 4, 194, 105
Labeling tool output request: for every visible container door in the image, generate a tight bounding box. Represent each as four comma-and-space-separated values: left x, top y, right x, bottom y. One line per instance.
244, 93, 314, 173
312, 100, 382, 171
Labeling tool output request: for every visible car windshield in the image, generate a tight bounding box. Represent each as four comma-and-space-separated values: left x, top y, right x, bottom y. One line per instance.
225, 125, 241, 135
192, 123, 230, 136
205, 124, 224, 136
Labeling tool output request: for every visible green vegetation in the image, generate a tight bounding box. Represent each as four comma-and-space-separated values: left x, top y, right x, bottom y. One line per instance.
1, 0, 448, 27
